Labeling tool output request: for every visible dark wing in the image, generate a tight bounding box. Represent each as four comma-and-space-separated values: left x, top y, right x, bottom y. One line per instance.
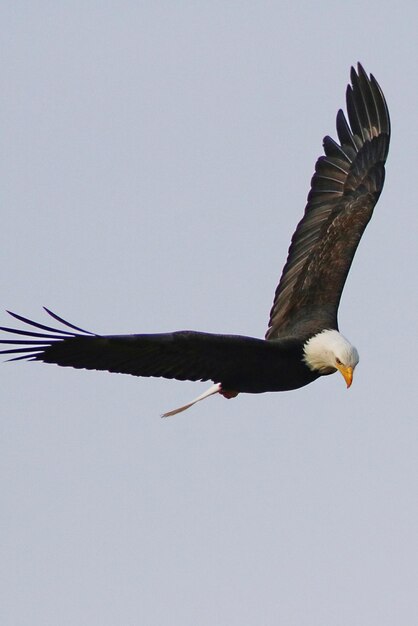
266, 63, 390, 339
0, 308, 270, 386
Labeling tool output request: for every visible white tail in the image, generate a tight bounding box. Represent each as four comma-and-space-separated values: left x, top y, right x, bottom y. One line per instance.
161, 383, 221, 417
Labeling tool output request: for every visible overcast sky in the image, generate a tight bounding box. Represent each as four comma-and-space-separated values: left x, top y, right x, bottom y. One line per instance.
1, 2, 417, 625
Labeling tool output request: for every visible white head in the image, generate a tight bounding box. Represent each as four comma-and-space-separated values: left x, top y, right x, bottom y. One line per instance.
303, 329, 359, 387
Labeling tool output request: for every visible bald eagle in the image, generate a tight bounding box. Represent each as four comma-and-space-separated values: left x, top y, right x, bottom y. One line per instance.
0, 64, 390, 416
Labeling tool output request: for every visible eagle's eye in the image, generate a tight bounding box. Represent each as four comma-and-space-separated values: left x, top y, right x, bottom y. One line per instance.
335, 357, 342, 365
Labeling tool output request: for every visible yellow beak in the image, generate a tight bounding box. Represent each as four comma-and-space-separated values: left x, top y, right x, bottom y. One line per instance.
337, 364, 354, 388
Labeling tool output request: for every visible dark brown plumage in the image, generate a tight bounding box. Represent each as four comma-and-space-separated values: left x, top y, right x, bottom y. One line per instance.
266, 64, 390, 338
0, 64, 390, 415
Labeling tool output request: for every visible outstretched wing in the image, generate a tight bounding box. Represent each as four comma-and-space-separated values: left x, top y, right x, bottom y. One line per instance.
266, 63, 390, 339
0, 308, 270, 386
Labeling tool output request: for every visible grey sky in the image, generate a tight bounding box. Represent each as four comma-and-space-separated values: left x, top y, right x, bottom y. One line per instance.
1, 2, 417, 625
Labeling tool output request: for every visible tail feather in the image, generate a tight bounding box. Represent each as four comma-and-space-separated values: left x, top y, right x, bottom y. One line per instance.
161, 383, 221, 417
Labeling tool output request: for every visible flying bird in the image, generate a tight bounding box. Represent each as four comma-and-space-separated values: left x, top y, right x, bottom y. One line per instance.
0, 64, 390, 416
